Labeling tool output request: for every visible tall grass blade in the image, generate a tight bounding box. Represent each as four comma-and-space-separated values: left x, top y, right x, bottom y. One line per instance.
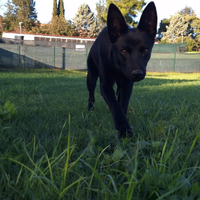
60, 114, 71, 191
179, 131, 200, 175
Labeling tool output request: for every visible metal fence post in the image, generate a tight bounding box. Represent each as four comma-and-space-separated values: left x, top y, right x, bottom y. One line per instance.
173, 52, 176, 72
53, 46, 55, 68
19, 43, 21, 66
86, 47, 88, 69
62, 47, 65, 69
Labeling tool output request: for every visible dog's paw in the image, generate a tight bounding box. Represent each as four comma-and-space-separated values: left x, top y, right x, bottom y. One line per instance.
118, 126, 134, 138
88, 103, 94, 112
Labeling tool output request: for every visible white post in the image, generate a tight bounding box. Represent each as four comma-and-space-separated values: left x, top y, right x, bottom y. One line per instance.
181, 31, 183, 43
19, 22, 23, 34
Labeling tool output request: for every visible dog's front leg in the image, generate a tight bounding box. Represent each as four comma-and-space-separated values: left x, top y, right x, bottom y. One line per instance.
100, 81, 132, 137
116, 78, 134, 116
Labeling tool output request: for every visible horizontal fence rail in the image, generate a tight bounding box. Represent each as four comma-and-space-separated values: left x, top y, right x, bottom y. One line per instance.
0, 42, 200, 72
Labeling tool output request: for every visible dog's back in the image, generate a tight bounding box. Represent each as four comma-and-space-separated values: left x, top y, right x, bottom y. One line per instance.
87, 27, 112, 70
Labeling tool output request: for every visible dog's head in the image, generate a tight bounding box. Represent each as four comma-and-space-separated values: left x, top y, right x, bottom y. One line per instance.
107, 2, 157, 81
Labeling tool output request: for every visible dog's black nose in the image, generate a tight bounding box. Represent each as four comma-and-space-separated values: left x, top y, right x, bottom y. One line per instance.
132, 69, 144, 79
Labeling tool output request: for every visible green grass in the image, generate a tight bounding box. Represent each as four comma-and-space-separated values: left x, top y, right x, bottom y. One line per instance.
0, 68, 200, 200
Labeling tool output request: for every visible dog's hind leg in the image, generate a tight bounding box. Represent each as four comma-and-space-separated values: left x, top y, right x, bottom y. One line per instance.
87, 56, 98, 111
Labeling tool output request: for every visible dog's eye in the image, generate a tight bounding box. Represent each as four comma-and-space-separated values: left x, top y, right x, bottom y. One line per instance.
143, 48, 149, 55
121, 49, 129, 55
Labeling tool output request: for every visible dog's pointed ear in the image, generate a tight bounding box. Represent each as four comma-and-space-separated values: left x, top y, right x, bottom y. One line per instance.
137, 2, 157, 42
107, 3, 128, 43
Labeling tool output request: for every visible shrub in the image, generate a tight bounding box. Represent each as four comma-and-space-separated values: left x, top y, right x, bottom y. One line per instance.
186, 38, 197, 52
177, 37, 197, 52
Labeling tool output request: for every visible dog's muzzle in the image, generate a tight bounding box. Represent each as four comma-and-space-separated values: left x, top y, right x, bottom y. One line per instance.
132, 69, 144, 81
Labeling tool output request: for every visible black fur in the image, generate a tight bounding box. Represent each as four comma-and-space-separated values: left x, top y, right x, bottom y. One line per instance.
87, 2, 157, 137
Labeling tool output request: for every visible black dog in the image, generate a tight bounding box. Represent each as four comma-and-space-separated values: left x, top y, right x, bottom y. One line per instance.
87, 2, 157, 137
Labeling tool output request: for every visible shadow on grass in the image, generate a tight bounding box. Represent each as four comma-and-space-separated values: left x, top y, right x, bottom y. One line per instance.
1, 70, 199, 135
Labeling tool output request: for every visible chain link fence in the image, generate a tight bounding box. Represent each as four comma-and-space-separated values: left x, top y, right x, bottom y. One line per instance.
0, 42, 200, 72
148, 43, 200, 72
0, 42, 89, 70
147, 52, 200, 72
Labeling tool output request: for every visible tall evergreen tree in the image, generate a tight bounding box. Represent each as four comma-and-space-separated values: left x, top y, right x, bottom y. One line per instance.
48, 0, 76, 36
52, 0, 57, 20
57, 0, 65, 20
74, 4, 99, 37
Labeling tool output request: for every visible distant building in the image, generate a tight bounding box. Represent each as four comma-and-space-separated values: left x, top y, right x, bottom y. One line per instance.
1, 31, 96, 48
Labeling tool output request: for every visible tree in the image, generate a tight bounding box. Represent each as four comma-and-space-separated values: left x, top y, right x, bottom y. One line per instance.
4, 0, 18, 31
157, 18, 170, 40
30, 18, 77, 36
46, 0, 77, 36
0, 15, 4, 36
4, 0, 37, 32
96, 0, 106, 33
179, 6, 200, 39
179, 6, 196, 16
13, 0, 37, 30
191, 17, 200, 41
50, 16, 76, 35
74, 4, 99, 37
158, 18, 170, 35
52, 0, 57, 20
161, 13, 188, 43
57, 0, 65, 20
101, 0, 146, 27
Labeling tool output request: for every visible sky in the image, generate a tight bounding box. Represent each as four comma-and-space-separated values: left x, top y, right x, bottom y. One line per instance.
0, 0, 200, 27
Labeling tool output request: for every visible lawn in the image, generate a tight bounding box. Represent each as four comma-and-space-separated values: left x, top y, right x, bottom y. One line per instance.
0, 68, 200, 199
